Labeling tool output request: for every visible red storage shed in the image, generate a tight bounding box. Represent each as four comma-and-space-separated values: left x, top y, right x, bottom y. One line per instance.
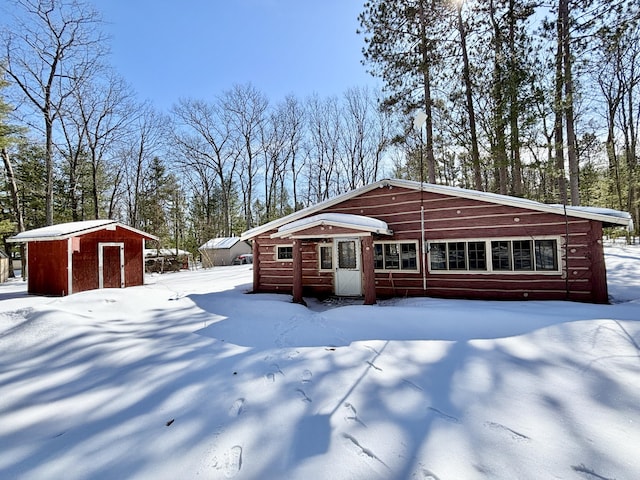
8, 220, 157, 296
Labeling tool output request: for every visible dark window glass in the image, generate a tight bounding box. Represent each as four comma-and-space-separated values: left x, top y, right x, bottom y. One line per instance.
373, 244, 384, 269
430, 243, 447, 270
535, 239, 557, 270
448, 242, 467, 270
384, 243, 400, 269
513, 240, 533, 270
401, 243, 418, 270
492, 241, 511, 270
338, 241, 356, 269
320, 245, 332, 270
277, 246, 293, 260
468, 241, 486, 270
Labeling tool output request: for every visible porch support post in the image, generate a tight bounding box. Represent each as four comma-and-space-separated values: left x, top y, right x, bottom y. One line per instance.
292, 239, 304, 304
252, 238, 260, 293
361, 235, 377, 305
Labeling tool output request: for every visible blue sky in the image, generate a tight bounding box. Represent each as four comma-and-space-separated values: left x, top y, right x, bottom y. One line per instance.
93, 0, 378, 110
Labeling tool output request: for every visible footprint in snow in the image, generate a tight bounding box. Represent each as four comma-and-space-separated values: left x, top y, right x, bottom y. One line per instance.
412, 463, 441, 480
427, 406, 460, 424
301, 369, 313, 383
228, 398, 245, 417
344, 402, 367, 427
484, 421, 530, 442
223, 445, 243, 478
296, 388, 312, 403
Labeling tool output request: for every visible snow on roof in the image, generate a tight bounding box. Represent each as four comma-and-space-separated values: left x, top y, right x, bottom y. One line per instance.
275, 213, 392, 237
198, 237, 244, 250
242, 178, 633, 240
7, 220, 158, 242
145, 248, 192, 257
8, 220, 116, 242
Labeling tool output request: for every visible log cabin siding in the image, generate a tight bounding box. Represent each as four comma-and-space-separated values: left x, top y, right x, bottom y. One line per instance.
248, 184, 617, 303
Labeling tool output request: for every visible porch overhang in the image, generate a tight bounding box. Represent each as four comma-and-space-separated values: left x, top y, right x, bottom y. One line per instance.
271, 213, 393, 239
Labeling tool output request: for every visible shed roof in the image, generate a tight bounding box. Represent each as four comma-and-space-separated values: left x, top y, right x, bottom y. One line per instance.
8, 220, 158, 243
198, 237, 245, 250
242, 179, 633, 240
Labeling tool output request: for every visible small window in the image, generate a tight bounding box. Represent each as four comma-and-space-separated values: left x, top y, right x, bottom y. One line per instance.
401, 243, 417, 270
277, 245, 293, 261
448, 242, 467, 270
535, 240, 558, 271
319, 245, 333, 270
384, 243, 400, 269
468, 241, 486, 270
373, 244, 384, 269
513, 240, 533, 271
492, 241, 512, 271
430, 243, 447, 270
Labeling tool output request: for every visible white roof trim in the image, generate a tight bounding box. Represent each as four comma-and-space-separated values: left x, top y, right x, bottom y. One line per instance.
8, 220, 158, 242
241, 179, 632, 240
271, 213, 392, 239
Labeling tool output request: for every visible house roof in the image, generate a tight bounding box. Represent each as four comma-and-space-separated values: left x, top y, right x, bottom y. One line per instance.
198, 237, 245, 250
7, 220, 158, 243
272, 213, 392, 238
241, 178, 633, 240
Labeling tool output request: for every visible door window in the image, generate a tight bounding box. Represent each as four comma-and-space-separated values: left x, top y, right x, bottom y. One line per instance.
338, 241, 356, 269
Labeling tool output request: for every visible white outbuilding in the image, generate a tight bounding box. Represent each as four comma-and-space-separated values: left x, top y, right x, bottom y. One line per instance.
198, 237, 252, 267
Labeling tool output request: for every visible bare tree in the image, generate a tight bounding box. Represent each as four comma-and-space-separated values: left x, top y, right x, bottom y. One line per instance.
2, 0, 107, 224
172, 97, 239, 237
121, 103, 169, 229
222, 84, 268, 230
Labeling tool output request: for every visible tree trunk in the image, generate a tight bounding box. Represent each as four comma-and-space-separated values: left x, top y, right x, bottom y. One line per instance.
419, 3, 437, 184
554, 6, 568, 205
457, 2, 482, 191
561, 0, 580, 206
1, 147, 26, 278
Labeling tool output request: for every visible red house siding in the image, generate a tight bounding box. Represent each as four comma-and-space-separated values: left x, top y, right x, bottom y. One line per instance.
250, 186, 615, 303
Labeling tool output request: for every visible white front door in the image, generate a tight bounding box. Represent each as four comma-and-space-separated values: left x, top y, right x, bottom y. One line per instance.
335, 238, 362, 296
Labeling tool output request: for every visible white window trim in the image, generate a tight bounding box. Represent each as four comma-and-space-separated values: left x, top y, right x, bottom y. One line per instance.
373, 240, 421, 273
318, 243, 334, 271
427, 235, 563, 275
275, 244, 294, 262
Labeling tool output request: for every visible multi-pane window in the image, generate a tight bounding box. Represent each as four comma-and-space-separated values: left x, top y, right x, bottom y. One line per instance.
535, 240, 558, 271
468, 241, 487, 270
319, 245, 333, 270
276, 245, 293, 260
374, 242, 418, 271
430, 238, 559, 273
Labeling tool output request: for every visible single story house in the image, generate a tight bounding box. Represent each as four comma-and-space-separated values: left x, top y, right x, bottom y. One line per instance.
241, 179, 632, 305
8, 219, 157, 296
199, 237, 252, 267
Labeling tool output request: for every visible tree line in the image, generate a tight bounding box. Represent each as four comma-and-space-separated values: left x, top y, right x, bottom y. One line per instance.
1, 0, 638, 268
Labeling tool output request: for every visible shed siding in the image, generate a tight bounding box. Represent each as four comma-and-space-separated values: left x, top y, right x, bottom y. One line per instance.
72, 226, 144, 293
252, 186, 610, 303
27, 240, 68, 295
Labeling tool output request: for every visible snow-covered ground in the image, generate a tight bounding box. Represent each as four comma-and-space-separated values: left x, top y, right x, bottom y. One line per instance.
1, 243, 639, 480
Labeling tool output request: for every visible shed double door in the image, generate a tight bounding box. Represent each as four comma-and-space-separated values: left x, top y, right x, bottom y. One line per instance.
99, 243, 125, 289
